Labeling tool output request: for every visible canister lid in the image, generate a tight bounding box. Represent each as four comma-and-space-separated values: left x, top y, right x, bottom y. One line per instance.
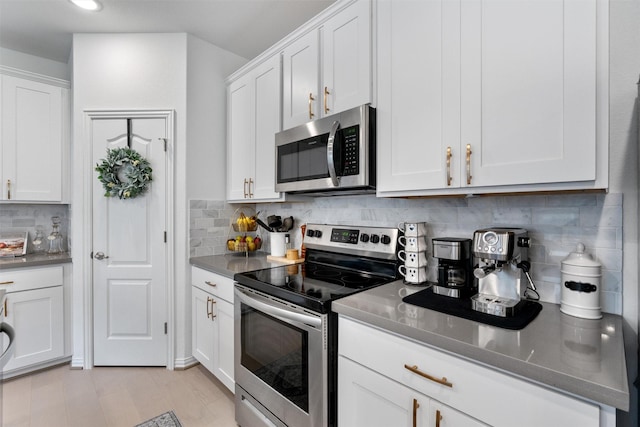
562, 243, 601, 268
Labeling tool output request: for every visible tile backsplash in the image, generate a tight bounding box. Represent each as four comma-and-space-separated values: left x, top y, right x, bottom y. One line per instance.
0, 203, 70, 251
190, 192, 623, 314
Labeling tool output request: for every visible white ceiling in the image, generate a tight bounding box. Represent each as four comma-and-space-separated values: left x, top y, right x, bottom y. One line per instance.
0, 0, 335, 64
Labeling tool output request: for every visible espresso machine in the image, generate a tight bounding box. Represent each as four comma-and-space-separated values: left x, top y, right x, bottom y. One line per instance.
432, 237, 473, 298
471, 228, 535, 317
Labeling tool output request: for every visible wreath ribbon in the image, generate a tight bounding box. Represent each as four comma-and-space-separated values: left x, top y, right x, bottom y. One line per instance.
95, 147, 153, 199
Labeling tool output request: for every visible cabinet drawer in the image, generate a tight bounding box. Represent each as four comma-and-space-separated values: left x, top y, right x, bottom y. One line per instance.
191, 267, 234, 302
339, 317, 599, 427
0, 265, 63, 293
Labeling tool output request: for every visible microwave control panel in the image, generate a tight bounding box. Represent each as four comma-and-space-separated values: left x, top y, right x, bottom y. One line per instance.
342, 125, 359, 176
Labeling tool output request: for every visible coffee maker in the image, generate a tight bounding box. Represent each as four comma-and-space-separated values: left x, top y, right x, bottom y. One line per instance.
471, 228, 535, 317
432, 238, 473, 298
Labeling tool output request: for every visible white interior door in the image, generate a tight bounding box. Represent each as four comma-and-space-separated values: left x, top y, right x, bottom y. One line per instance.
91, 115, 168, 366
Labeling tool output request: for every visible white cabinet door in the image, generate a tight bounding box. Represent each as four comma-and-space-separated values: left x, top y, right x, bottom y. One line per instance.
191, 285, 234, 392
282, 0, 372, 130
429, 402, 488, 427
282, 30, 320, 130
192, 286, 215, 374
2, 286, 63, 372
322, 0, 371, 116
339, 355, 430, 427
377, 0, 458, 192
252, 56, 282, 201
461, 0, 598, 187
377, 0, 602, 195
227, 55, 283, 202
213, 297, 234, 392
1, 75, 64, 201
227, 76, 254, 201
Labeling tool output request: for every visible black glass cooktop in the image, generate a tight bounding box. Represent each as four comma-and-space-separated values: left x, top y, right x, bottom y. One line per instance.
234, 259, 395, 314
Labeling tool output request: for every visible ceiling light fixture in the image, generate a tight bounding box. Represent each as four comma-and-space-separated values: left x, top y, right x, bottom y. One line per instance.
69, 0, 103, 11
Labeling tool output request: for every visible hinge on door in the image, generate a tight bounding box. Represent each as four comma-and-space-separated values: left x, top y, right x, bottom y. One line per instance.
164, 231, 167, 243
164, 322, 168, 334
90, 251, 93, 259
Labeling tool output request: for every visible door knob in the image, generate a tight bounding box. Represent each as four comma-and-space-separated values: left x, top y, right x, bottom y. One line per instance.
94, 252, 109, 260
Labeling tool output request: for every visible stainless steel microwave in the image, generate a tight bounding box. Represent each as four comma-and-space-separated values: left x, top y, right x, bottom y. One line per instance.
275, 104, 375, 195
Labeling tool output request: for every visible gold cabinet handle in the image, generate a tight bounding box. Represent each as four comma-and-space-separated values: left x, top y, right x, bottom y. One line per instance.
466, 144, 472, 185
435, 409, 443, 427
206, 296, 217, 320
4, 298, 7, 317
412, 398, 420, 427
0, 281, 14, 285
308, 93, 315, 119
243, 178, 249, 198
210, 297, 217, 320
446, 146, 452, 186
404, 364, 453, 388
7, 179, 11, 200
248, 178, 254, 198
206, 296, 213, 319
324, 86, 330, 114
204, 281, 217, 288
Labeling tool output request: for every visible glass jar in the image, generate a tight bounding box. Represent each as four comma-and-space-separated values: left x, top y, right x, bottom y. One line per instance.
47, 216, 64, 254
32, 225, 46, 253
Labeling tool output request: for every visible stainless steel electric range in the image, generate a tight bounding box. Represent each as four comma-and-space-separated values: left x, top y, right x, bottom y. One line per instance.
233, 223, 399, 427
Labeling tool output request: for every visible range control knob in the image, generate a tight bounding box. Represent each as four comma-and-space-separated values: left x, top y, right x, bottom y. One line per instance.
314, 230, 323, 238
307, 229, 315, 237
360, 233, 370, 243
370, 234, 380, 244
380, 235, 391, 245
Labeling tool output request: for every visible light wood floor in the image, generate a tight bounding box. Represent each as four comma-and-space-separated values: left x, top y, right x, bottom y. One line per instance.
1, 363, 237, 427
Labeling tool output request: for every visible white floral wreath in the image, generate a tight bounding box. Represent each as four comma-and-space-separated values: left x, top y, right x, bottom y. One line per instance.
95, 147, 153, 199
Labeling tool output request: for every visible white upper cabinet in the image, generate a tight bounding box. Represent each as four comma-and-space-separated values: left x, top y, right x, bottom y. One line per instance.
282, 31, 320, 130
227, 55, 283, 202
1, 72, 69, 202
282, 0, 372, 130
377, 0, 608, 196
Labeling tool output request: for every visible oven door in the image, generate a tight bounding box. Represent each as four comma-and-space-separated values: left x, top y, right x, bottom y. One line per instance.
234, 285, 327, 427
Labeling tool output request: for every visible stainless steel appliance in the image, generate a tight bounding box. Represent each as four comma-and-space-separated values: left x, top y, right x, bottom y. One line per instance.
471, 228, 535, 317
432, 237, 473, 298
234, 224, 398, 427
275, 105, 375, 195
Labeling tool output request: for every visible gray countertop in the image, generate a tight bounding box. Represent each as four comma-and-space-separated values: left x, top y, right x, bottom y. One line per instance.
333, 281, 630, 412
190, 252, 280, 278
190, 254, 630, 411
0, 252, 72, 270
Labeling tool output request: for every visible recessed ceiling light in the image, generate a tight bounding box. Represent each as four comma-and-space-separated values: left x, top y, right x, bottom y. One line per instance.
69, 0, 103, 11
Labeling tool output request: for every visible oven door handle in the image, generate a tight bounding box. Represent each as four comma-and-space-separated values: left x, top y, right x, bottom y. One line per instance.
327, 120, 340, 187
236, 288, 322, 328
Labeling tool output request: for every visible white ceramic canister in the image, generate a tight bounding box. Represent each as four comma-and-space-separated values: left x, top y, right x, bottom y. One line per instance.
560, 243, 602, 319
270, 232, 289, 257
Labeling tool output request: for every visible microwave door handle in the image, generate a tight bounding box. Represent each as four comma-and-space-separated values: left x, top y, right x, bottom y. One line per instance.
327, 120, 340, 187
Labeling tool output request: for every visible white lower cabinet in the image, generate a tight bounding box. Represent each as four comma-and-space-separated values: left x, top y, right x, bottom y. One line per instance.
340, 356, 485, 427
0, 265, 65, 375
191, 267, 234, 392
338, 316, 601, 427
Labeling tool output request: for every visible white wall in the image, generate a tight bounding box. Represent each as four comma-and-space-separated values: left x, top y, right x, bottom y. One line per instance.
186, 35, 246, 201
71, 33, 243, 369
0, 47, 70, 80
